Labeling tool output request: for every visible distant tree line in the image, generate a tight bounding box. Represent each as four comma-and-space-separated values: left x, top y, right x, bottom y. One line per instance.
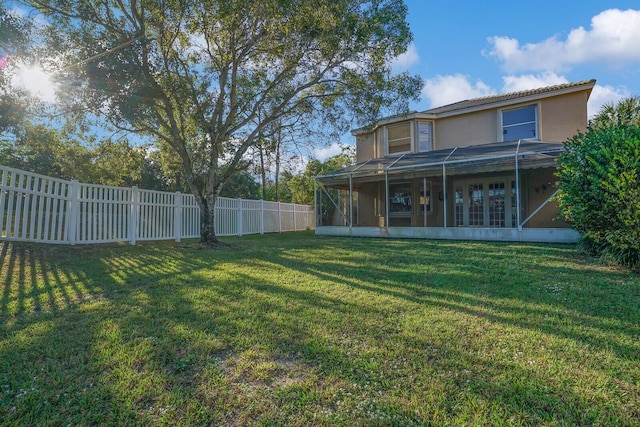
0, 120, 352, 204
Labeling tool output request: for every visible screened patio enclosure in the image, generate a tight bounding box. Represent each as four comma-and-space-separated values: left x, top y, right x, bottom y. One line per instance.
314, 140, 581, 243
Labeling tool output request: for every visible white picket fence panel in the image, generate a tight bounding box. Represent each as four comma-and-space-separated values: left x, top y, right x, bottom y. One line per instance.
0, 165, 314, 245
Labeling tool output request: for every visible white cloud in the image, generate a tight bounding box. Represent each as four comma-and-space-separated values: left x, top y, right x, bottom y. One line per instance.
501, 72, 568, 93
421, 74, 495, 108
311, 142, 346, 161
486, 8, 640, 72
390, 42, 419, 71
587, 84, 630, 118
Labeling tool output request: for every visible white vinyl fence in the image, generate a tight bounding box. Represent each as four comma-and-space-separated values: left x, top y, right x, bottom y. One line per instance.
0, 165, 314, 245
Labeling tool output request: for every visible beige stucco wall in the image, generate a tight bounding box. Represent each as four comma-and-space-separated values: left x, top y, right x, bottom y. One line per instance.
353, 89, 590, 160
356, 134, 375, 163
435, 92, 589, 149
376, 128, 385, 158
539, 91, 589, 141
524, 168, 569, 228
356, 183, 379, 226
434, 109, 498, 149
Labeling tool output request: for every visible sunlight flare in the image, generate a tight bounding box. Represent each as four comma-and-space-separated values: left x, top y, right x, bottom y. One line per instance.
12, 65, 57, 103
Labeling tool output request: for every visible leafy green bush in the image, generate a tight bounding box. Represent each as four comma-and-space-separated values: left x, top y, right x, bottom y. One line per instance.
556, 123, 640, 269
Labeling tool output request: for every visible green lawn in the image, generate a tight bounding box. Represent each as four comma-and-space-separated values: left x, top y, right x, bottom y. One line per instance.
1, 232, 639, 426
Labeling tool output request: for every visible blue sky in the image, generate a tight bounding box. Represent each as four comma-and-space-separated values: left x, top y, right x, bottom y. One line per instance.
397, 0, 640, 115
317, 1, 640, 160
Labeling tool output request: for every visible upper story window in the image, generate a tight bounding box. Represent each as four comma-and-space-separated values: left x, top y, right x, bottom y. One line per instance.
386, 122, 411, 155
417, 121, 433, 152
502, 104, 538, 141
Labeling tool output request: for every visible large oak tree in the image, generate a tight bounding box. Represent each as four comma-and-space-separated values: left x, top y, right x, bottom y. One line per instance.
23, 0, 421, 244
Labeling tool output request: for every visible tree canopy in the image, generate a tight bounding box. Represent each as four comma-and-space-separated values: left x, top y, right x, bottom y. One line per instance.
20, 0, 422, 243
590, 96, 640, 130
0, 123, 160, 187
286, 150, 354, 205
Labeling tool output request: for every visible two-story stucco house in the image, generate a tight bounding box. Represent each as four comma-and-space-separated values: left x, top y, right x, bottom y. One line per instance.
314, 79, 596, 243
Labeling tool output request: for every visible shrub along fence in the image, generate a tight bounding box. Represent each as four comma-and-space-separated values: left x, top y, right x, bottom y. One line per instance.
0, 165, 314, 245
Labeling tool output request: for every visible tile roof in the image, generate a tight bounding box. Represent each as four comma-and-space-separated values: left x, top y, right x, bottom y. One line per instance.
422, 79, 596, 115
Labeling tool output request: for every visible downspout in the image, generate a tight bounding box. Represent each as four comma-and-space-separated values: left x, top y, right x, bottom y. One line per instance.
337, 189, 341, 226
313, 178, 318, 228
442, 163, 447, 228
515, 139, 522, 231
349, 174, 353, 234
385, 170, 389, 228
423, 177, 427, 227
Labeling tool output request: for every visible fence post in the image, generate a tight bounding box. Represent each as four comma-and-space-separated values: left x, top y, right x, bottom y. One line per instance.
130, 186, 139, 245
293, 204, 297, 231
237, 198, 243, 237
67, 180, 79, 245
278, 201, 282, 233
260, 199, 264, 235
174, 191, 182, 242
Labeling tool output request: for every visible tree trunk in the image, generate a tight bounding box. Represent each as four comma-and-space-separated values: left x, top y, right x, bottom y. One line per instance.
200, 194, 218, 245
275, 157, 280, 202
259, 143, 267, 200
275, 127, 281, 202
199, 168, 219, 245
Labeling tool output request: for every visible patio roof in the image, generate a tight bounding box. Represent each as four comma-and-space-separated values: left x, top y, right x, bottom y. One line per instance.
316, 140, 565, 187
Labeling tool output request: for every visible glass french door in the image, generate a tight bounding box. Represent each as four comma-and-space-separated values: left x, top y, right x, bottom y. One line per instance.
454, 178, 518, 228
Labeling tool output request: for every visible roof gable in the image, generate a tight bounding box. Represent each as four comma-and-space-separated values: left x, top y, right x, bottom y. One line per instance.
422, 79, 596, 116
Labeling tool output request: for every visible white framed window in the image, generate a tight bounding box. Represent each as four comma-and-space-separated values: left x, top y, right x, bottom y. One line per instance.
385, 122, 412, 155
417, 121, 433, 152
501, 104, 538, 141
